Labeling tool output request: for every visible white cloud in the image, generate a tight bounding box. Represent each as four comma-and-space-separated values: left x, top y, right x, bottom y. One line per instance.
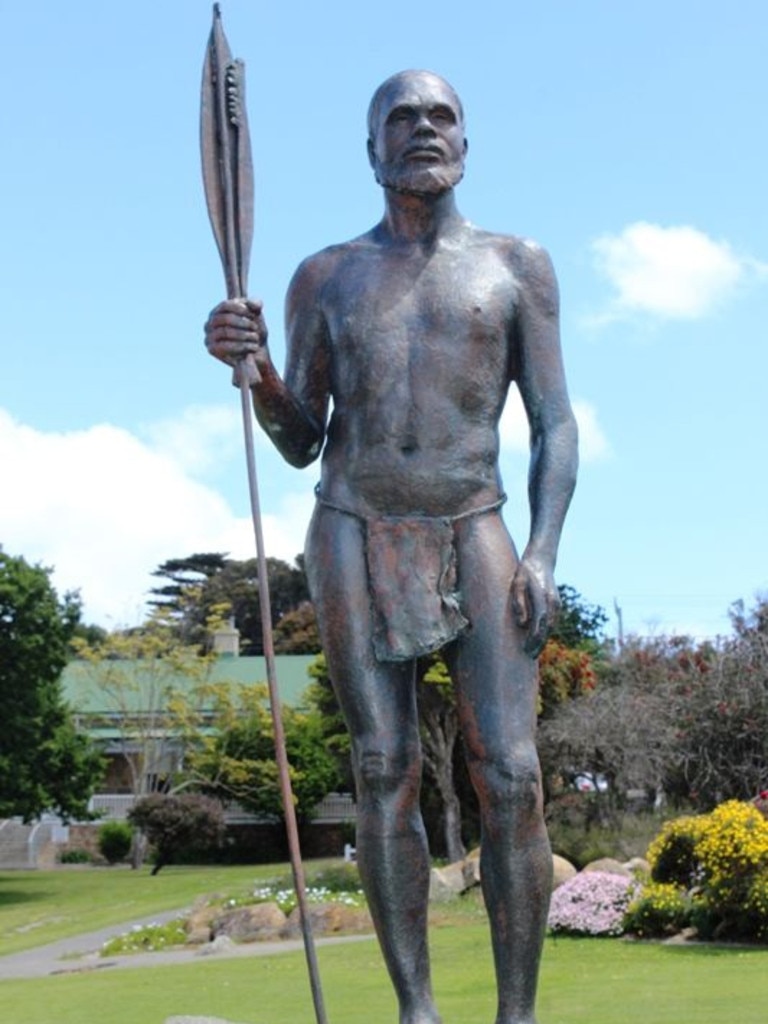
1, 391, 607, 627
590, 221, 765, 321
0, 408, 313, 627
141, 403, 242, 475
499, 389, 609, 462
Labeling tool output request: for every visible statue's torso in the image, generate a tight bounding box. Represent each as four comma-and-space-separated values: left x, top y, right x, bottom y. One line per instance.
312, 228, 521, 516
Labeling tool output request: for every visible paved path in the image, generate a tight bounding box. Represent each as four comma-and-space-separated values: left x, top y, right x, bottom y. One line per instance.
0, 911, 374, 980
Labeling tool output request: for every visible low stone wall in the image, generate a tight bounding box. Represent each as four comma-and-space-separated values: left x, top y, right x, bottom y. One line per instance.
58, 821, 351, 866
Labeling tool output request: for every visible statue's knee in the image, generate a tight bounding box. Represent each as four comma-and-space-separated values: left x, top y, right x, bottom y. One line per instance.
471, 746, 543, 818
355, 743, 420, 798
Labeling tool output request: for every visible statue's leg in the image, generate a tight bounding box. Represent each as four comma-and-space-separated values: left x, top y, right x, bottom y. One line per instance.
447, 514, 551, 1024
305, 505, 441, 1024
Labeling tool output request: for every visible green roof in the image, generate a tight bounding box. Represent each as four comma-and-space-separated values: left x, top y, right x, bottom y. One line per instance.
62, 654, 318, 715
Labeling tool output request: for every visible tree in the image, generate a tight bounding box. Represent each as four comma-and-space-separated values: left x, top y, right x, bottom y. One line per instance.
0, 550, 103, 820
70, 612, 217, 863
179, 681, 342, 824
149, 553, 312, 654
417, 655, 466, 862
539, 601, 768, 814
537, 639, 598, 720
665, 600, 768, 808
128, 793, 226, 875
273, 601, 321, 653
551, 584, 609, 653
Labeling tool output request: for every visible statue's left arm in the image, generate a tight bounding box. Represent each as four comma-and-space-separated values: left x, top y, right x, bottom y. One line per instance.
510, 242, 579, 657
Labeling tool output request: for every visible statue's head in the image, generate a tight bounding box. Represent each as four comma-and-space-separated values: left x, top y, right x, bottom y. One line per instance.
367, 70, 467, 196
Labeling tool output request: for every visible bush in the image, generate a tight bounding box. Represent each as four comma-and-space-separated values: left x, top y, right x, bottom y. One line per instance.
623, 881, 690, 938
548, 871, 636, 936
128, 793, 226, 875
696, 800, 768, 885
648, 815, 706, 886
59, 848, 92, 864
639, 800, 768, 943
98, 821, 133, 864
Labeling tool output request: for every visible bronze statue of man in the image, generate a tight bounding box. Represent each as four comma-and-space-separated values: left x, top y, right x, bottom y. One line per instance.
206, 69, 578, 1024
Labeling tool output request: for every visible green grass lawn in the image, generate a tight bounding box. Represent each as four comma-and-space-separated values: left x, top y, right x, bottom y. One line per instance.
1, 866, 766, 1023
0, 864, 291, 956
0, 930, 766, 1024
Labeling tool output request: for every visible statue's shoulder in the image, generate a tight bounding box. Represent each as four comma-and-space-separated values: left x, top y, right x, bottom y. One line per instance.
466, 225, 553, 273
290, 232, 377, 291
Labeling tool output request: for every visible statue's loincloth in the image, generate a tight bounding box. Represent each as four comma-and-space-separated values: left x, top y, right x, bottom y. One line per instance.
314, 489, 506, 662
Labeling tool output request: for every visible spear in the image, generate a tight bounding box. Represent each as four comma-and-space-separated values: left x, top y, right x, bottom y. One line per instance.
200, 8, 328, 1024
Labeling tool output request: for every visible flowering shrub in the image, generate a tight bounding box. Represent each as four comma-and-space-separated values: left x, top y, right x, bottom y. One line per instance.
635, 801, 768, 943
102, 918, 188, 955
548, 871, 636, 937
696, 800, 768, 884
249, 884, 365, 915
744, 871, 768, 941
648, 815, 706, 886
623, 882, 690, 938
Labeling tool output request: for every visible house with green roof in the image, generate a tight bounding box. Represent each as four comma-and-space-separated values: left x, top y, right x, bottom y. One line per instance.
60, 652, 346, 820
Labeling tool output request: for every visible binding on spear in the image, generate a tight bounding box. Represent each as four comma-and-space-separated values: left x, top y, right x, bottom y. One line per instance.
200, 7, 328, 1023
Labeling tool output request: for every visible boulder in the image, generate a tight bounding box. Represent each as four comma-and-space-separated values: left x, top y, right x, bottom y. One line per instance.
429, 861, 471, 901
185, 902, 219, 945
623, 856, 651, 877
581, 857, 632, 878
282, 901, 373, 938
463, 847, 481, 885
196, 935, 237, 957
211, 901, 287, 942
552, 854, 577, 889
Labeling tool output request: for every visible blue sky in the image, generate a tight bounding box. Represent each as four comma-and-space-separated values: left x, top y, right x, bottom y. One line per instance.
2, 1, 766, 640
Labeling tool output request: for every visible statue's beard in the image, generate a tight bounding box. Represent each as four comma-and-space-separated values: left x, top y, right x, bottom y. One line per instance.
375, 158, 464, 196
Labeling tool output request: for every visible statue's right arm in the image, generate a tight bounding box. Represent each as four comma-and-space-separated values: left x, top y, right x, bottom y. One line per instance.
205, 256, 331, 468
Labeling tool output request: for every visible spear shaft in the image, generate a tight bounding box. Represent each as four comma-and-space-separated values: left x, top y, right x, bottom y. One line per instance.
201, 8, 328, 1023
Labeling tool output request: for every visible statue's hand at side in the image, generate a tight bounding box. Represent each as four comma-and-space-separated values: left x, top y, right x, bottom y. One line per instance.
511, 555, 560, 659
205, 298, 270, 387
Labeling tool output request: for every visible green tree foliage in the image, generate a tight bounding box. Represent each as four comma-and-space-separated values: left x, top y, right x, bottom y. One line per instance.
273, 601, 321, 653
71, 613, 217, 815
179, 681, 342, 824
128, 792, 226, 875
551, 584, 609, 653
149, 553, 313, 654
0, 550, 103, 820
304, 654, 353, 791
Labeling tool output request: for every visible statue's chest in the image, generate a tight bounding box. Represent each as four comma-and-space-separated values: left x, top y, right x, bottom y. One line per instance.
326, 250, 516, 378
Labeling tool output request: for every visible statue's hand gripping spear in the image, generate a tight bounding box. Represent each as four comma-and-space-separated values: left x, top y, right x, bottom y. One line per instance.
200, 8, 327, 1024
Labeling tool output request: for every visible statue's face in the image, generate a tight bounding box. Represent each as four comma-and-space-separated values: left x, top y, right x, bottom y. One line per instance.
367, 72, 467, 196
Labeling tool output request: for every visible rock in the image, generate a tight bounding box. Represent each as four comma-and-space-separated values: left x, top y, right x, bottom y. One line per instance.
552, 854, 577, 889
196, 935, 237, 957
429, 861, 471, 901
581, 857, 632, 878
662, 925, 698, 944
458, 848, 586, 891
623, 857, 651, 877
282, 901, 373, 938
185, 902, 219, 945
211, 901, 287, 942
463, 847, 481, 885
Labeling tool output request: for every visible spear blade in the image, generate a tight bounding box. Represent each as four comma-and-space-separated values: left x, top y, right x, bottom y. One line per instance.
200, 3, 253, 298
